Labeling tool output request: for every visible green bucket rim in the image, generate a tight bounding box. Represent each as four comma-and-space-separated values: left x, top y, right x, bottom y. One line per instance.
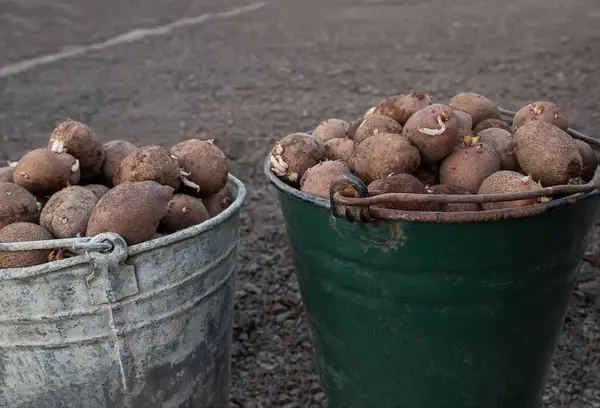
264, 109, 600, 224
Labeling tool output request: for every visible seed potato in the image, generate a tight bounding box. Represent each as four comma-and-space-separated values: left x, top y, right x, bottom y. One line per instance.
86, 181, 174, 245
48, 119, 105, 181
13, 149, 80, 196
40, 186, 99, 238
160, 194, 210, 234
0, 182, 40, 230
172, 139, 230, 196
448, 92, 501, 126
0, 222, 55, 268
514, 121, 582, 186
268, 133, 324, 187
373, 92, 433, 125
439, 143, 501, 194
349, 133, 421, 184
300, 160, 352, 199
403, 104, 460, 163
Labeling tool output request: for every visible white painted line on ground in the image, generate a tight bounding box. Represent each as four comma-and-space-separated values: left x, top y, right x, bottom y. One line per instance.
0, 2, 268, 79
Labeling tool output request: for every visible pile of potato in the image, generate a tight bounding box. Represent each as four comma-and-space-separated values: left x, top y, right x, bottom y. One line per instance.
269, 92, 598, 213
0, 119, 231, 269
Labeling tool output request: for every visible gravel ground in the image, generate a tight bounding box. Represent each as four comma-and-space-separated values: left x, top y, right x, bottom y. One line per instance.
1, 0, 600, 407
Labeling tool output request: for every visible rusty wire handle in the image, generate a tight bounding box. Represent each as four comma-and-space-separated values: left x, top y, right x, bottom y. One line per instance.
334, 182, 600, 207
330, 174, 371, 222
330, 108, 600, 210
0, 235, 113, 253
499, 107, 600, 148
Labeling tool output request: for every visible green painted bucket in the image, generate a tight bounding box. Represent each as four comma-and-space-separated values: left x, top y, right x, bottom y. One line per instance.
264, 110, 600, 408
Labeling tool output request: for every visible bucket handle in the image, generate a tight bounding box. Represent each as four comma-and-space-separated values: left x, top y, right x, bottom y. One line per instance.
327, 106, 600, 223
0, 233, 140, 304
329, 174, 371, 222
0, 235, 113, 254
329, 175, 599, 223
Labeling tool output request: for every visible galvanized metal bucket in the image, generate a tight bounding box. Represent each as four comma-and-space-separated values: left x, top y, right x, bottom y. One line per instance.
0, 174, 246, 408
265, 110, 600, 408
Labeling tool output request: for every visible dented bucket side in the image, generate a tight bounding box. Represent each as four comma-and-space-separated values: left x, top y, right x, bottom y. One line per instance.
0, 175, 246, 408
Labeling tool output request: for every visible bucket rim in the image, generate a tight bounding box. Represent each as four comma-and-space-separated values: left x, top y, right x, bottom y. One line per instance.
0, 173, 247, 278
264, 109, 600, 224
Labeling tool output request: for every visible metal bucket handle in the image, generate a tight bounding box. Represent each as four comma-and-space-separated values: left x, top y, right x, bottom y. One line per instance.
329, 107, 600, 223
0, 174, 248, 303
0, 233, 140, 304
330, 174, 371, 223
0, 235, 113, 254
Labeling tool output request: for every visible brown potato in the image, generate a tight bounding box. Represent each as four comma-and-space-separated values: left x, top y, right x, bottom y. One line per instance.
300, 160, 352, 199
473, 118, 513, 135
0, 222, 55, 268
40, 186, 99, 238
373, 92, 433, 125
513, 101, 568, 132
86, 181, 174, 245
171, 139, 230, 197
268, 133, 324, 187
478, 170, 544, 210
354, 114, 403, 145
0, 182, 40, 230
402, 104, 460, 163
0, 166, 14, 183
439, 143, 501, 193
115, 145, 181, 190
202, 189, 232, 218
448, 92, 501, 126
513, 121, 582, 186
48, 119, 105, 181
160, 194, 210, 233
313, 119, 350, 143
477, 128, 518, 171
574, 139, 598, 182
99, 140, 137, 187
13, 149, 80, 196
350, 133, 421, 184
83, 184, 110, 200
323, 138, 355, 162
428, 184, 480, 212
367, 173, 429, 211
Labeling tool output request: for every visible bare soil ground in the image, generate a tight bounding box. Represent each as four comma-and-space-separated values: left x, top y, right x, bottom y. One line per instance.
1, 0, 599, 406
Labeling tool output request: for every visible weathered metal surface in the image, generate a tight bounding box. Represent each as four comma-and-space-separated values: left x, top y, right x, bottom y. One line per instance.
264, 117, 600, 407
0, 174, 247, 408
